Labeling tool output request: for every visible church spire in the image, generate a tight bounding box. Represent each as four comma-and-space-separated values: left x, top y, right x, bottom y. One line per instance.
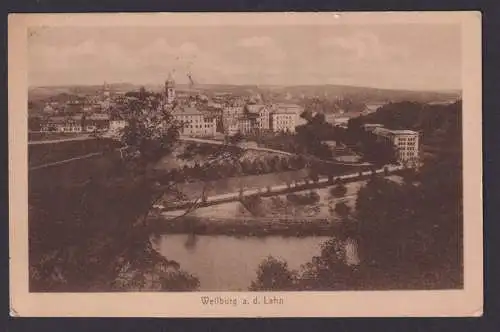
164, 71, 176, 104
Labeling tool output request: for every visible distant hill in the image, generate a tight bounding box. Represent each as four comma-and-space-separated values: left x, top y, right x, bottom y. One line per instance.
29, 83, 461, 104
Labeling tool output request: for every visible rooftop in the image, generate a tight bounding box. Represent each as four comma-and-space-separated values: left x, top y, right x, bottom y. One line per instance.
274, 103, 302, 109
373, 127, 418, 136
363, 123, 384, 127
390, 129, 419, 135
171, 107, 204, 116
245, 104, 265, 113
88, 113, 110, 120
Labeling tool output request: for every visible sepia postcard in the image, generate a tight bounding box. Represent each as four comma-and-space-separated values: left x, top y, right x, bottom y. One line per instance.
9, 12, 482, 317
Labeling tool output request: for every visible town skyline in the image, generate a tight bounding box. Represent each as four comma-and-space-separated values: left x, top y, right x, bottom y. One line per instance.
29, 81, 462, 94
28, 24, 462, 91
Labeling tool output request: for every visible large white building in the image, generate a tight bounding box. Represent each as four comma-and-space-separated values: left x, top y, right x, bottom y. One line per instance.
159, 73, 216, 137
372, 127, 420, 165
221, 102, 303, 135
269, 104, 302, 133
172, 107, 217, 137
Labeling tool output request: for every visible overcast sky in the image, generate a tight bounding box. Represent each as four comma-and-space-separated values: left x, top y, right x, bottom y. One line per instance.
28, 24, 461, 91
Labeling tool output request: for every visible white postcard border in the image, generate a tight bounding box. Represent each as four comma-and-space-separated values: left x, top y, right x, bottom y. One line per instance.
9, 11, 483, 317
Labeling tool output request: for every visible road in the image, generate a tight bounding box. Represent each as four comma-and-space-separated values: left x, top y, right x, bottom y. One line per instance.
203, 165, 400, 202
157, 164, 404, 212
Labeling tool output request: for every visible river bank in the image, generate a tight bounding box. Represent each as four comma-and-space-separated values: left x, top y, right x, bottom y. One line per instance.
147, 215, 353, 237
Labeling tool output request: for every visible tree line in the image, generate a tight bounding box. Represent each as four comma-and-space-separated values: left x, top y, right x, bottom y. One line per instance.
158, 154, 309, 184
250, 142, 463, 290
28, 88, 200, 292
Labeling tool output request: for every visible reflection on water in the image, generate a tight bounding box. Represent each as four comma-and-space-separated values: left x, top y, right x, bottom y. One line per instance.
155, 234, 335, 291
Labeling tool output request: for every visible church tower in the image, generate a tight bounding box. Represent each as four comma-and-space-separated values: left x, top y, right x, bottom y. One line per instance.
164, 72, 176, 105
102, 81, 110, 98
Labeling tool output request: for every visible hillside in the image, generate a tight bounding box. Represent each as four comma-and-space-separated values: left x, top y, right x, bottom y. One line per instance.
355, 100, 462, 149
28, 83, 461, 104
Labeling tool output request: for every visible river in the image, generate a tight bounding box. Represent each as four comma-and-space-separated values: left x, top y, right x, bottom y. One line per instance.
154, 234, 359, 291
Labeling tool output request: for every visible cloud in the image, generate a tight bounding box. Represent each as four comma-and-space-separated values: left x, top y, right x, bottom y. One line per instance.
28, 26, 460, 90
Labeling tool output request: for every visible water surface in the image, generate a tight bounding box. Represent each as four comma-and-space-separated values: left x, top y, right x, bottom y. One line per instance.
155, 234, 331, 291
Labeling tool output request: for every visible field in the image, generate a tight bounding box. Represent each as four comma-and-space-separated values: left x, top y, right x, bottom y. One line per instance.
29, 138, 122, 168
163, 179, 366, 219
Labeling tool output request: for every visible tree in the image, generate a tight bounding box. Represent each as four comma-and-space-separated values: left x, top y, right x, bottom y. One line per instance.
298, 238, 357, 290
330, 183, 347, 198
233, 160, 243, 176
240, 195, 265, 217
29, 87, 243, 292
352, 150, 463, 288
249, 256, 297, 291
334, 202, 351, 219
280, 157, 290, 171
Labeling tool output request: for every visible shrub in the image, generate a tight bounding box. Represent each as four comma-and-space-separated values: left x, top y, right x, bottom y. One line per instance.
286, 191, 320, 206
330, 183, 347, 198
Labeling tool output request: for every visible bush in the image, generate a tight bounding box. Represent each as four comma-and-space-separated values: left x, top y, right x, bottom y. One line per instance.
249, 256, 297, 291
286, 191, 320, 206
330, 183, 347, 198
334, 202, 350, 218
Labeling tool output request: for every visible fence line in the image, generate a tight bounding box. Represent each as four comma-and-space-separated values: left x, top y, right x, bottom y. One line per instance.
29, 146, 128, 171
28, 135, 97, 145
29, 152, 105, 171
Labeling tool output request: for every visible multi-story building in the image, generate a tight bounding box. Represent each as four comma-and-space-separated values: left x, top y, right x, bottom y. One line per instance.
236, 116, 255, 135
222, 105, 245, 134
83, 113, 111, 132
246, 104, 271, 131
270, 111, 296, 133
372, 127, 420, 165
172, 107, 217, 137
225, 119, 239, 136
41, 115, 84, 133
269, 104, 302, 133
223, 105, 245, 121
221, 102, 304, 135
109, 118, 128, 133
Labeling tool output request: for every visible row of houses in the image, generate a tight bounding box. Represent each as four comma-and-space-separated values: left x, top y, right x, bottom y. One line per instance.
222, 103, 303, 136
34, 113, 128, 134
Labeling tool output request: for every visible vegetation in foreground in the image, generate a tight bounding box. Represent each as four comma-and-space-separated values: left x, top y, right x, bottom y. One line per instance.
29, 89, 463, 292
250, 152, 463, 290
249, 101, 463, 290
29, 90, 242, 292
